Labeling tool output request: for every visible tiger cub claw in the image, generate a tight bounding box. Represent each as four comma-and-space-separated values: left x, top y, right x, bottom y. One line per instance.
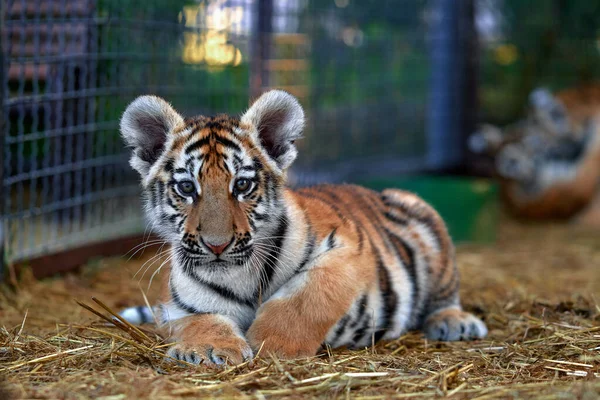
166, 340, 254, 367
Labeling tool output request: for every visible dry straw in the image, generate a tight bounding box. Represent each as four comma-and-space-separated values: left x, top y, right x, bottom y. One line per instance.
1, 220, 599, 398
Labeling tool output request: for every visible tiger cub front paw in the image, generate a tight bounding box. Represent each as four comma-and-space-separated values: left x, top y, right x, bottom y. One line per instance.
166, 337, 253, 367
247, 317, 321, 359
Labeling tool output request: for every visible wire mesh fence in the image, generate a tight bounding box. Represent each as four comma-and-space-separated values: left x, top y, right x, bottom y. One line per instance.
0, 0, 477, 269
1, 0, 256, 265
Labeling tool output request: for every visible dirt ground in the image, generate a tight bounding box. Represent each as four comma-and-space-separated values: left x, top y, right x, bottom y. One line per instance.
1, 218, 600, 399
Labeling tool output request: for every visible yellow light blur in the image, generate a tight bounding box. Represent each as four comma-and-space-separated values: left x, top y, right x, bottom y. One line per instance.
494, 44, 518, 66
181, 2, 244, 68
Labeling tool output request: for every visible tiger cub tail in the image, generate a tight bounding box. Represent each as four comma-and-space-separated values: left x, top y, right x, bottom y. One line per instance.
119, 305, 156, 325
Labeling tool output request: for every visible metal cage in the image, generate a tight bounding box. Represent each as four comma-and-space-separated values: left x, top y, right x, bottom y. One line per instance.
1, 0, 476, 274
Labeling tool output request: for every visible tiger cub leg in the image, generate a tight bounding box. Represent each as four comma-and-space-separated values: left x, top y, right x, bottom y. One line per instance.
161, 314, 253, 366
422, 267, 487, 341
381, 188, 487, 342
246, 249, 369, 358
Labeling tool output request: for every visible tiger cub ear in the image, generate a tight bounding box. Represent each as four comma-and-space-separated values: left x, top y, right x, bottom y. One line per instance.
241, 90, 305, 170
120, 95, 184, 176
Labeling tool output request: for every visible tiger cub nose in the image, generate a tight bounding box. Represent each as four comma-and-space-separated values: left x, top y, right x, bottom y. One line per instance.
202, 238, 233, 255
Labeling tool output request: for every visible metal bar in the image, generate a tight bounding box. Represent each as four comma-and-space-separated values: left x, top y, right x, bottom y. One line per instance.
5, 85, 247, 109
459, 0, 480, 175
5, 184, 139, 220
4, 154, 127, 186
2, 16, 256, 33
250, 0, 273, 98
426, 0, 461, 171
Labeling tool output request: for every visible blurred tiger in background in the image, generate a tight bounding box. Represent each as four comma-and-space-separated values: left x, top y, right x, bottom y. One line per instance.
469, 83, 600, 222
118, 90, 487, 367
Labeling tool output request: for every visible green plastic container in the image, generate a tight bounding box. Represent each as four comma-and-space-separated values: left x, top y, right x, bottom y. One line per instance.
359, 176, 499, 244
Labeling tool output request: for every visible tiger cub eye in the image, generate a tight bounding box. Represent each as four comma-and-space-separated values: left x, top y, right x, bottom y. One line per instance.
177, 181, 196, 196
234, 178, 251, 193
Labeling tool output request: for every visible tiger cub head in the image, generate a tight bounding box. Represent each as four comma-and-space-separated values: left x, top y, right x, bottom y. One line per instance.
469, 87, 591, 185
120, 90, 304, 266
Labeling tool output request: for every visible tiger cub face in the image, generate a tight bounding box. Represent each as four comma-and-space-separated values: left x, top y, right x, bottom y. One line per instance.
120, 91, 304, 267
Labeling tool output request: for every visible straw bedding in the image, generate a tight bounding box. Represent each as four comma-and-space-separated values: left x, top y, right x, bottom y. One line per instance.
1, 219, 599, 399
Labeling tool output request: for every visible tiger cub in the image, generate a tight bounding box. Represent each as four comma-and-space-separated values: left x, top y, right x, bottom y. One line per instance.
119, 90, 487, 366
469, 83, 600, 220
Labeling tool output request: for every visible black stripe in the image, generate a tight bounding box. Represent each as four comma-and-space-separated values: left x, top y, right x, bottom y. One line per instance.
164, 158, 174, 173
312, 186, 348, 216
350, 294, 371, 344
347, 188, 395, 253
181, 257, 255, 308
148, 179, 158, 209
433, 269, 459, 300
330, 314, 351, 346
256, 213, 289, 297
350, 294, 369, 329
233, 155, 243, 171
135, 306, 150, 324
185, 136, 212, 154
315, 186, 370, 253
315, 186, 367, 253
296, 190, 346, 220
356, 224, 365, 252
351, 313, 371, 345
264, 173, 273, 204
199, 279, 255, 308
215, 135, 242, 152
185, 156, 197, 170
204, 120, 226, 130
425, 271, 460, 317
253, 212, 270, 222
252, 157, 263, 170
383, 196, 443, 249
166, 193, 178, 210
157, 181, 165, 199
174, 168, 188, 174
170, 284, 202, 315
326, 228, 337, 250
159, 213, 171, 224
373, 245, 398, 343
385, 228, 418, 304
294, 233, 316, 274
384, 211, 409, 226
